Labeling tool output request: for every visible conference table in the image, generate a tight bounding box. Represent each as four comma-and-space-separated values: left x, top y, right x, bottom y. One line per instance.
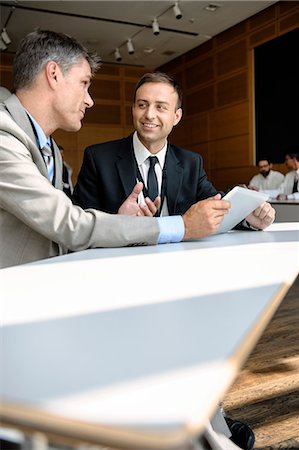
269, 199, 299, 222
1, 223, 299, 450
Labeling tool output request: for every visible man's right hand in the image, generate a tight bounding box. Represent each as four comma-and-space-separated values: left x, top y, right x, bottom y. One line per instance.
182, 194, 231, 240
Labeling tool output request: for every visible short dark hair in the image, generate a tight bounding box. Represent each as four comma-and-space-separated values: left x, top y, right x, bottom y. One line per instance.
13, 29, 101, 90
133, 72, 183, 109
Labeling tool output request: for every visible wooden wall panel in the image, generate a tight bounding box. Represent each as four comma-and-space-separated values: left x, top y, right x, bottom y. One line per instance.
84, 104, 121, 124
210, 135, 250, 169
188, 113, 209, 145
89, 79, 121, 100
249, 24, 276, 47
216, 72, 247, 107
216, 40, 247, 76
279, 10, 299, 32
186, 85, 214, 114
185, 57, 214, 88
210, 102, 249, 140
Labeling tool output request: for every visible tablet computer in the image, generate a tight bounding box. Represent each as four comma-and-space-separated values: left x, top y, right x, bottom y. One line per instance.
215, 186, 269, 234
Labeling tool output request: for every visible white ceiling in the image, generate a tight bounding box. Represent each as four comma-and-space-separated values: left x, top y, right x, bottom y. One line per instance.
0, 0, 278, 69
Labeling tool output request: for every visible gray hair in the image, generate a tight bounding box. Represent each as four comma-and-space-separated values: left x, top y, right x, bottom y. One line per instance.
13, 29, 101, 90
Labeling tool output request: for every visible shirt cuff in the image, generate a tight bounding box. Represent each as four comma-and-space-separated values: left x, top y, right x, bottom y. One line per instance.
157, 216, 185, 244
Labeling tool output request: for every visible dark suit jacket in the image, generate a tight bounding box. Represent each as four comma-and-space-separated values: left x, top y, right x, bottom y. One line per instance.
73, 134, 219, 215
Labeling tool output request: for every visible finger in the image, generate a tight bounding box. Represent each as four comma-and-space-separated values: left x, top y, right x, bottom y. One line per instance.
129, 181, 143, 201
140, 203, 154, 217
144, 197, 158, 215
211, 199, 231, 211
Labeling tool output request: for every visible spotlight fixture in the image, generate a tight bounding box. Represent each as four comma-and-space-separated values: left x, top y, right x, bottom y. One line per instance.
114, 47, 122, 62
1, 28, 11, 45
173, 2, 182, 19
0, 37, 7, 51
152, 18, 160, 36
126, 38, 134, 55
204, 3, 220, 12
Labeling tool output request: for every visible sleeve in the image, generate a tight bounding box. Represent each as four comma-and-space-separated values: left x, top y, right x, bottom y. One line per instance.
0, 130, 160, 251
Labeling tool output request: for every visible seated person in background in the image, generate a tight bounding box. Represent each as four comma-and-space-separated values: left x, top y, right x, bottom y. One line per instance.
284, 152, 297, 171
277, 152, 299, 200
248, 158, 284, 192
73, 72, 274, 236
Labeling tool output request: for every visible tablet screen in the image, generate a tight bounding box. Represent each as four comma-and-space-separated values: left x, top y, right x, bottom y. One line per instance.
215, 186, 269, 234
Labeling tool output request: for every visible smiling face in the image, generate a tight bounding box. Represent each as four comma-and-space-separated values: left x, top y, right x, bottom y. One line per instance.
132, 82, 182, 153
53, 58, 94, 132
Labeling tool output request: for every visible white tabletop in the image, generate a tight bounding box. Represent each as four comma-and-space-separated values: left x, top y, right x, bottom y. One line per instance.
1, 223, 299, 449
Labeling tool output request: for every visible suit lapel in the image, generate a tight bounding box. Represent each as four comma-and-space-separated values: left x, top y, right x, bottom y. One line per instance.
165, 145, 184, 214
115, 135, 138, 197
4, 94, 62, 187
4, 95, 48, 178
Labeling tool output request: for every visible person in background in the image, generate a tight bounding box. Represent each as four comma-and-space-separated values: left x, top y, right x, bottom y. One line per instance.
58, 144, 74, 198
248, 158, 284, 192
277, 152, 299, 200
284, 152, 297, 171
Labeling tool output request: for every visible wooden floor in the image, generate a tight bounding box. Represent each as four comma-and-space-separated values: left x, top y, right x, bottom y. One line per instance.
223, 275, 299, 450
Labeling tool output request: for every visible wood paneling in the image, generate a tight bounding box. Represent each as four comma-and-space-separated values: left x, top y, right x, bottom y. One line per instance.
186, 57, 214, 88
216, 40, 247, 76
279, 10, 299, 32
186, 85, 214, 114
188, 113, 209, 145
210, 135, 250, 169
89, 79, 120, 100
210, 102, 249, 140
216, 72, 247, 106
249, 24, 277, 47
84, 104, 121, 124
0, 69, 13, 91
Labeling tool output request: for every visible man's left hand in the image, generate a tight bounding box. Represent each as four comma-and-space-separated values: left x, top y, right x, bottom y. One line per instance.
245, 202, 275, 230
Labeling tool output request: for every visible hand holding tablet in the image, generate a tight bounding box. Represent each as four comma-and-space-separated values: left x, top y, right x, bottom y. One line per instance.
215, 186, 269, 234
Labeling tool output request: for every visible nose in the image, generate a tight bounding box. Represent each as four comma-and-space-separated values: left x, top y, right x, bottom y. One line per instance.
85, 90, 94, 108
144, 104, 156, 120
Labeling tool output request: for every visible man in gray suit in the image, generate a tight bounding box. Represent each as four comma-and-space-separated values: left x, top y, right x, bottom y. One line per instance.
0, 29, 275, 270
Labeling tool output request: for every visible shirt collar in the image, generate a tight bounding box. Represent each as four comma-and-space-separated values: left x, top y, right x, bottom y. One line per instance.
26, 111, 50, 149
133, 131, 167, 168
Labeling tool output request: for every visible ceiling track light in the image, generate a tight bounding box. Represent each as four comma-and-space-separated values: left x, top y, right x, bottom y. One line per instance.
0, 37, 7, 51
126, 38, 134, 55
1, 28, 11, 45
152, 18, 160, 35
173, 2, 182, 19
114, 47, 122, 62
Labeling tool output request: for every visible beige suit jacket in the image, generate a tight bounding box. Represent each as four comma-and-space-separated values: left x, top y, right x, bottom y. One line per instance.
0, 95, 159, 269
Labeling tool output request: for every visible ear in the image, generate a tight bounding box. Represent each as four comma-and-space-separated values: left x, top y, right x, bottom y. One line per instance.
45, 61, 60, 89
173, 107, 182, 127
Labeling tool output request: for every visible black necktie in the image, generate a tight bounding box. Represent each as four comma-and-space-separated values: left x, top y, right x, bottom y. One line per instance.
292, 174, 298, 193
147, 156, 159, 200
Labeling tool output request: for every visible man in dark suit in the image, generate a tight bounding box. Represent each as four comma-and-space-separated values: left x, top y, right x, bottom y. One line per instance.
73, 72, 219, 218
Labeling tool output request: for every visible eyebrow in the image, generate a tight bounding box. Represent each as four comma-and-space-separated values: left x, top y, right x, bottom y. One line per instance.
136, 99, 170, 106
